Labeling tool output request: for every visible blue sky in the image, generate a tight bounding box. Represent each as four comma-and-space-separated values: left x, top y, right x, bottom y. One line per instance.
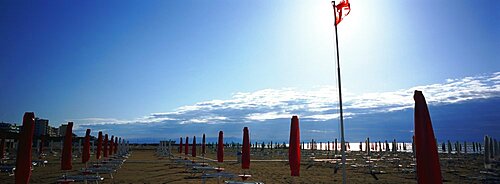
1, 1, 498, 142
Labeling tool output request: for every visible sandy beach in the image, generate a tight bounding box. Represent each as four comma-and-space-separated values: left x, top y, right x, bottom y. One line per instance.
1, 145, 498, 184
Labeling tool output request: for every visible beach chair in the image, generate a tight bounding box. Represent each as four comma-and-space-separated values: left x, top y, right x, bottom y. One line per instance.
32, 159, 48, 167
224, 181, 264, 184
81, 167, 116, 179
0, 165, 15, 176
58, 174, 104, 184
201, 172, 237, 184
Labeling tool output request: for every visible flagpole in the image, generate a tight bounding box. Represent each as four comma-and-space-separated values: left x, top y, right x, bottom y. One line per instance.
332, 1, 347, 184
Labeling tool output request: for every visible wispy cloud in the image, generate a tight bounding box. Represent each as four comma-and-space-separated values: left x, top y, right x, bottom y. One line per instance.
77, 72, 499, 126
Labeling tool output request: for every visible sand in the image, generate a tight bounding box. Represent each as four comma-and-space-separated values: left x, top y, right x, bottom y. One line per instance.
0, 146, 498, 183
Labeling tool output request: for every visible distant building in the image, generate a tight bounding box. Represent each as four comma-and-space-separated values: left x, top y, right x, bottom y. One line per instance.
34, 118, 49, 136
0, 122, 20, 134
47, 126, 58, 137
59, 124, 68, 137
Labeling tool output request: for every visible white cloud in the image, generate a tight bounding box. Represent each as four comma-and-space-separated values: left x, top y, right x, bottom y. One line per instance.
76, 72, 500, 126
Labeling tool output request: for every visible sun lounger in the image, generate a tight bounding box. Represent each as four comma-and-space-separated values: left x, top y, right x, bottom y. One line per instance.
82, 167, 116, 179
59, 175, 104, 183
224, 181, 264, 184
32, 160, 48, 167
0, 165, 15, 176
201, 172, 237, 184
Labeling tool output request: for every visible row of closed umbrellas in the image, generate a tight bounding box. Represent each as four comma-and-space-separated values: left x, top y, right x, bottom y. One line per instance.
177, 118, 302, 177
10, 112, 127, 184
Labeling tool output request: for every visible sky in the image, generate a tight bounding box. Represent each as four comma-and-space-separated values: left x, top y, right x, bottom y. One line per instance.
1, 0, 499, 142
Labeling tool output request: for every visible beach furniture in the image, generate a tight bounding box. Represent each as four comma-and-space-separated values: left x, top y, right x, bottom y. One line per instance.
0, 165, 15, 176
15, 112, 36, 184
201, 171, 236, 184
58, 174, 104, 183
224, 181, 264, 184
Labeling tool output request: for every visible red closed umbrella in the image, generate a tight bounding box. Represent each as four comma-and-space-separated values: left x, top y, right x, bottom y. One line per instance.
113, 137, 118, 154
202, 134, 206, 155
179, 137, 183, 153
118, 137, 122, 154
192, 136, 197, 157
96, 131, 102, 160
184, 136, 189, 156
217, 131, 224, 162
61, 122, 73, 170
242, 127, 250, 169
103, 134, 108, 158
38, 135, 45, 157
289, 116, 301, 176
109, 135, 114, 156
0, 137, 5, 160
15, 112, 36, 184
414, 90, 442, 184
82, 129, 91, 164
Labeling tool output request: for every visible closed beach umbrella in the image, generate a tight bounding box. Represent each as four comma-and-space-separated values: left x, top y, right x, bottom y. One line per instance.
289, 116, 301, 176
61, 122, 74, 170
185, 136, 189, 156
38, 135, 45, 157
0, 137, 5, 160
202, 134, 206, 155
484, 136, 490, 165
192, 136, 197, 157
82, 129, 91, 164
104, 134, 109, 158
15, 112, 36, 184
242, 127, 250, 169
179, 137, 183, 153
414, 90, 442, 184
96, 132, 103, 160
114, 137, 118, 154
217, 131, 224, 162
109, 135, 114, 156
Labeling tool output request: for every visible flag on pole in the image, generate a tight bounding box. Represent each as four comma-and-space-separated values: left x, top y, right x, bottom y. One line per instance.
334, 0, 351, 25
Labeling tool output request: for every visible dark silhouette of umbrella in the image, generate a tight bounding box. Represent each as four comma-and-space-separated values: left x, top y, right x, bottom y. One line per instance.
96, 131, 103, 160
82, 129, 91, 164
61, 122, 73, 170
192, 136, 197, 157
217, 131, 224, 162
109, 135, 114, 156
289, 116, 301, 176
414, 90, 442, 184
104, 134, 109, 158
202, 134, 206, 155
185, 136, 189, 156
15, 112, 36, 184
242, 127, 250, 169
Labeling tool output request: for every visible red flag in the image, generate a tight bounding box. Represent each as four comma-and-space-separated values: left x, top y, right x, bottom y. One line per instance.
242, 127, 250, 169
61, 122, 73, 170
333, 0, 351, 25
414, 90, 442, 184
217, 131, 224, 162
289, 116, 301, 176
15, 112, 36, 184
82, 129, 91, 164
